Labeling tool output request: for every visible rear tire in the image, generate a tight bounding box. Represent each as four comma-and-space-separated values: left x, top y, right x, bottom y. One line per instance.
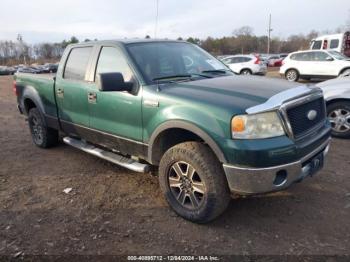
159, 142, 231, 223
240, 69, 252, 75
327, 101, 350, 138
285, 69, 299, 82
28, 108, 59, 148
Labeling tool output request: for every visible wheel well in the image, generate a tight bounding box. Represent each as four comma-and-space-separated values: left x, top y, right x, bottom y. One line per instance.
150, 128, 205, 165
24, 98, 36, 114
326, 98, 350, 107
285, 68, 299, 75
240, 68, 252, 74
339, 67, 350, 75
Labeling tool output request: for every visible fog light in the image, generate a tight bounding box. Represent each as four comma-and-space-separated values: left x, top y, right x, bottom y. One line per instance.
273, 170, 288, 186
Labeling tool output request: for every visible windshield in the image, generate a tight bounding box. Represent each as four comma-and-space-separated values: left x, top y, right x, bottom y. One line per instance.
328, 50, 349, 60
126, 42, 231, 84
312, 40, 322, 50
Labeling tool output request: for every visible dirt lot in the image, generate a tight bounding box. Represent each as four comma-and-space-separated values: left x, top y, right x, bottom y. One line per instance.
0, 74, 350, 258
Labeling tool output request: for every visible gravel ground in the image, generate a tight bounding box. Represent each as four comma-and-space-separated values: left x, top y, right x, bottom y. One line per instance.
0, 74, 349, 258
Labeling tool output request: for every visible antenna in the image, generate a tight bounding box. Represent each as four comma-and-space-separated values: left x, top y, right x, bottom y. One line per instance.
267, 14, 273, 54
154, 0, 159, 39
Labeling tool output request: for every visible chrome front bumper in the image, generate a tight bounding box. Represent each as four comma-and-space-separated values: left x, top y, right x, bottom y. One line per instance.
223, 138, 331, 195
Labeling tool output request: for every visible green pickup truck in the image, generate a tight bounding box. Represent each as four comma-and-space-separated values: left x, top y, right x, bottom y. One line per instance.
14, 40, 332, 223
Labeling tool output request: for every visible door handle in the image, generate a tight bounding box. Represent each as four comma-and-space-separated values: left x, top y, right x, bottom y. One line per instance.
57, 88, 64, 98
88, 92, 97, 103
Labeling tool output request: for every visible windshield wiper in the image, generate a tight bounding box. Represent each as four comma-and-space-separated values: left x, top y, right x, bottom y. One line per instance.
190, 73, 213, 79
152, 74, 192, 82
201, 69, 229, 74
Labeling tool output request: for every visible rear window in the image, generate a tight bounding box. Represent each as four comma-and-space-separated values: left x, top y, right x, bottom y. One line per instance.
231, 57, 241, 63
290, 53, 313, 61
241, 57, 252, 62
330, 39, 339, 49
64, 47, 93, 81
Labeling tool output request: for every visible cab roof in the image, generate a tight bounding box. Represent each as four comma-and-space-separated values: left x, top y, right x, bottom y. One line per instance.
68, 39, 187, 48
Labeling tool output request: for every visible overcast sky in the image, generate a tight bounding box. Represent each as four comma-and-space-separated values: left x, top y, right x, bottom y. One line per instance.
0, 0, 349, 43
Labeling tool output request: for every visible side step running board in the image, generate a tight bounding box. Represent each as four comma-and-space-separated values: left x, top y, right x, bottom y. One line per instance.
63, 137, 150, 173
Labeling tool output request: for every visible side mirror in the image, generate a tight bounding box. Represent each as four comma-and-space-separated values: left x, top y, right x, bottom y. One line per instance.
98, 72, 133, 92
326, 56, 334, 61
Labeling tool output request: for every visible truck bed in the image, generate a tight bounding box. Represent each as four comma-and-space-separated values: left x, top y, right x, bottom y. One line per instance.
14, 73, 58, 118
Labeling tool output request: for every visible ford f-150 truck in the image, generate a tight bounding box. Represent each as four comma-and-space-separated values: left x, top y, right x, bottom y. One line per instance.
14, 40, 332, 223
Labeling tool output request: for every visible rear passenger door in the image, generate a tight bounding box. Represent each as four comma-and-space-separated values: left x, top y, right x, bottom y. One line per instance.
227, 57, 242, 73
295, 52, 314, 75
55, 46, 93, 134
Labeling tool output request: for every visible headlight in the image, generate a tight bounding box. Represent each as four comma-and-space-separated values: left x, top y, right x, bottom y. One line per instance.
231, 111, 285, 139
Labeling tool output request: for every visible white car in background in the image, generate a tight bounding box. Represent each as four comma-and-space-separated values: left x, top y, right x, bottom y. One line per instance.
222, 55, 267, 75
280, 50, 350, 81
316, 76, 350, 138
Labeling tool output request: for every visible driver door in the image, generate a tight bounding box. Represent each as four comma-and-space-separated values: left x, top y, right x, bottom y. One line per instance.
87, 46, 143, 155
312, 51, 335, 76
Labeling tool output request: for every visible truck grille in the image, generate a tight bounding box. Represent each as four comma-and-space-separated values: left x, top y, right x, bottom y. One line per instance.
286, 97, 326, 139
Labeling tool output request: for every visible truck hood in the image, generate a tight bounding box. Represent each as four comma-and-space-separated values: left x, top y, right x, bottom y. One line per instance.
159, 75, 300, 113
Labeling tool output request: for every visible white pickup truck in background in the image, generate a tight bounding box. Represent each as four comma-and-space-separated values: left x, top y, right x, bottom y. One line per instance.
310, 32, 350, 57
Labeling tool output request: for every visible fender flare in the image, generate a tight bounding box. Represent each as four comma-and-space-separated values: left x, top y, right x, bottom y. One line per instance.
285, 68, 300, 75
21, 85, 46, 115
147, 120, 227, 165
240, 68, 253, 74
339, 67, 350, 76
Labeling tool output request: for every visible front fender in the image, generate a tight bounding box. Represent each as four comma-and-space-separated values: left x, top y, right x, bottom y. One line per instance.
322, 87, 350, 102
145, 104, 230, 164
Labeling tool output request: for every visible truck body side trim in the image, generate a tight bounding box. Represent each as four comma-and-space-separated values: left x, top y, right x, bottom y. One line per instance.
60, 120, 148, 159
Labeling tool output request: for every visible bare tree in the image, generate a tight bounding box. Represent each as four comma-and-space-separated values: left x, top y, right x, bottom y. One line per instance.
233, 26, 254, 37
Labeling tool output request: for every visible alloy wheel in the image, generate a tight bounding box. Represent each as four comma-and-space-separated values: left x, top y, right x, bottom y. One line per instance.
30, 115, 44, 144
328, 108, 350, 133
286, 70, 297, 81
168, 161, 206, 209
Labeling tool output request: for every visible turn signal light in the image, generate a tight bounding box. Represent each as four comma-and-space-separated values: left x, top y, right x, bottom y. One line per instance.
232, 116, 245, 132
13, 81, 18, 96
254, 56, 260, 64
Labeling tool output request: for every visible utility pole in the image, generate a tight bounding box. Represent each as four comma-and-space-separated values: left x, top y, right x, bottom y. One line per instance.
267, 14, 273, 54
17, 34, 27, 65
154, 0, 159, 39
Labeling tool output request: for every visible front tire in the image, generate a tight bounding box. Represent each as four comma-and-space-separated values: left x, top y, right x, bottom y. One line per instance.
339, 69, 350, 78
28, 108, 59, 148
285, 69, 299, 82
327, 101, 350, 138
159, 142, 231, 223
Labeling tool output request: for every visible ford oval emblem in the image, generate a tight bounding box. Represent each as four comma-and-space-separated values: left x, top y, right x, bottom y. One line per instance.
307, 110, 317, 121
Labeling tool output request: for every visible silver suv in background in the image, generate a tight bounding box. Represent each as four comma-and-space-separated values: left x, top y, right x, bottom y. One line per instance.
222, 55, 267, 75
